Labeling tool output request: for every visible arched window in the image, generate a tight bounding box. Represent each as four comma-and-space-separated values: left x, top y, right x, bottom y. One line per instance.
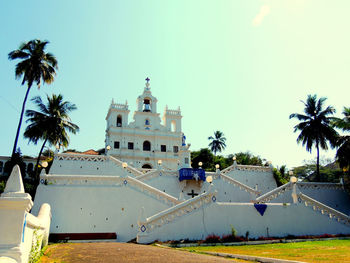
145, 119, 150, 125
143, 141, 151, 151
117, 115, 122, 127
142, 164, 152, 169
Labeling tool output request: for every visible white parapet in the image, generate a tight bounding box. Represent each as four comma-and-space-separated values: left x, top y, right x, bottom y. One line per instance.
0, 165, 51, 263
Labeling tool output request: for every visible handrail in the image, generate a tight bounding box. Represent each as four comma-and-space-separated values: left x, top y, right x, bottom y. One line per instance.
297, 182, 343, 190
138, 191, 216, 234
41, 174, 179, 206
255, 182, 293, 203
108, 156, 143, 176
137, 170, 178, 181
126, 176, 180, 205
221, 164, 271, 175
298, 193, 350, 226
219, 173, 260, 196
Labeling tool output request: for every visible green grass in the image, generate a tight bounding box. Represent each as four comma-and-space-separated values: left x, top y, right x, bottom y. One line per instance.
182, 239, 350, 262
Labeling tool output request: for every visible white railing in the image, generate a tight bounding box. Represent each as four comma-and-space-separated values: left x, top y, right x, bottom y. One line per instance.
40, 174, 180, 206
221, 164, 271, 175
126, 176, 180, 205
137, 170, 178, 181
218, 173, 260, 196
297, 182, 343, 191
111, 103, 128, 110
165, 109, 181, 116
41, 174, 124, 185
55, 153, 107, 162
108, 156, 143, 177
255, 182, 293, 203
298, 193, 350, 226
138, 191, 216, 234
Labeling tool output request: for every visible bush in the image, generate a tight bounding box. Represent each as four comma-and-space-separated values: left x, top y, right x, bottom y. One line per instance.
203, 234, 221, 243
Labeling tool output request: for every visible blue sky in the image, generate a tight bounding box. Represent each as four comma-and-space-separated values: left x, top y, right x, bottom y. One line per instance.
1, 0, 349, 168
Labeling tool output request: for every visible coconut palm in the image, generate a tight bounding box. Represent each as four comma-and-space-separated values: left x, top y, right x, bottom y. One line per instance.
24, 94, 79, 180
333, 107, 350, 170
8, 39, 58, 157
289, 95, 338, 181
208, 131, 227, 155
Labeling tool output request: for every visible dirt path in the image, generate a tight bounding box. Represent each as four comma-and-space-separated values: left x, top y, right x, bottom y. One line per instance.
39, 242, 248, 263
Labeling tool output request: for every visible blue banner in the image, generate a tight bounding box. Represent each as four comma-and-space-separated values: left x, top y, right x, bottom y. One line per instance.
179, 168, 206, 181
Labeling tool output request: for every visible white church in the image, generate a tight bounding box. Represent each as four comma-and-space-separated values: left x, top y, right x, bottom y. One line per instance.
105, 78, 190, 170
1, 78, 350, 261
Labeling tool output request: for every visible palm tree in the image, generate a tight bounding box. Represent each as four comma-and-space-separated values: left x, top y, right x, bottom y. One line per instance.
289, 95, 338, 181
333, 107, 350, 171
8, 39, 58, 157
208, 131, 227, 155
24, 94, 79, 180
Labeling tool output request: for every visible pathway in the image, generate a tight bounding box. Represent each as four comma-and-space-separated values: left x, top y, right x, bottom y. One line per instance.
39, 242, 248, 263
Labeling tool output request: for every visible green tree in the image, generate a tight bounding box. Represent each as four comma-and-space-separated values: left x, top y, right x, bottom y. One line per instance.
234, 152, 264, 166
289, 95, 338, 181
333, 107, 350, 169
8, 39, 58, 158
24, 94, 79, 180
208, 131, 226, 155
191, 148, 214, 170
332, 107, 350, 190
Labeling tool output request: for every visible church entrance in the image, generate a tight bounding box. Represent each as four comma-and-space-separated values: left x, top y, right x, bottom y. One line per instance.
142, 164, 152, 169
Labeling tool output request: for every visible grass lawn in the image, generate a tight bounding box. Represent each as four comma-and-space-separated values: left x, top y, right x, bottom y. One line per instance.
182, 239, 350, 263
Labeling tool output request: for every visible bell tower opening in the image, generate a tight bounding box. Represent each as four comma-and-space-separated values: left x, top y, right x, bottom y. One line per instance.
117, 115, 122, 127
143, 98, 151, 112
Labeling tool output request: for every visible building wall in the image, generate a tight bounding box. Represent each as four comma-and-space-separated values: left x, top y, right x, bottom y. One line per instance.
138, 201, 350, 243
224, 166, 277, 194
32, 178, 173, 242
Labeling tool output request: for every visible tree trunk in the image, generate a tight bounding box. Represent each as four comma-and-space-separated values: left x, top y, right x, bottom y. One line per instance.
11, 84, 32, 157
316, 140, 320, 181
34, 137, 48, 182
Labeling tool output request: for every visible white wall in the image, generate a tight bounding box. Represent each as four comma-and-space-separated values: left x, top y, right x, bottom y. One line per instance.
138, 201, 350, 244
32, 177, 173, 242
224, 167, 277, 194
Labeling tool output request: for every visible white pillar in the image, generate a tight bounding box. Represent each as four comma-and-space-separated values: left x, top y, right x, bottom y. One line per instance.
0, 165, 33, 263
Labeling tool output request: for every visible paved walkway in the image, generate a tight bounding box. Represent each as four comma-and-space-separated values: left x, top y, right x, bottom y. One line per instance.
39, 242, 247, 263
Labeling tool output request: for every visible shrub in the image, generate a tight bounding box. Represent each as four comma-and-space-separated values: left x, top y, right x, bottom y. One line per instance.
203, 234, 221, 243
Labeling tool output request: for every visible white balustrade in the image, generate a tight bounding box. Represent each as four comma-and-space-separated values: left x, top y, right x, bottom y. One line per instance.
255, 182, 293, 203
138, 191, 216, 234
297, 193, 350, 226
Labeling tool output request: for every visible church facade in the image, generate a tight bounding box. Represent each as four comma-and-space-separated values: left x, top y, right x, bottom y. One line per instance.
105, 78, 190, 170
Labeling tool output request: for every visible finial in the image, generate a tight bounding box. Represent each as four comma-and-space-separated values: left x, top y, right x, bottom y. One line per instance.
145, 77, 150, 90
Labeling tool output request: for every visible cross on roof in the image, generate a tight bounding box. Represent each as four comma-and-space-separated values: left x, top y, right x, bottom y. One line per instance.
145, 77, 150, 83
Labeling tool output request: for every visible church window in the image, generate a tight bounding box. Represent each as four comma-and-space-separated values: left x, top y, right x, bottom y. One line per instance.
185, 158, 189, 164
173, 146, 179, 153
117, 115, 122, 127
114, 141, 120, 149
128, 142, 134, 150
161, 145, 166, 152
143, 141, 151, 151
145, 119, 150, 125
